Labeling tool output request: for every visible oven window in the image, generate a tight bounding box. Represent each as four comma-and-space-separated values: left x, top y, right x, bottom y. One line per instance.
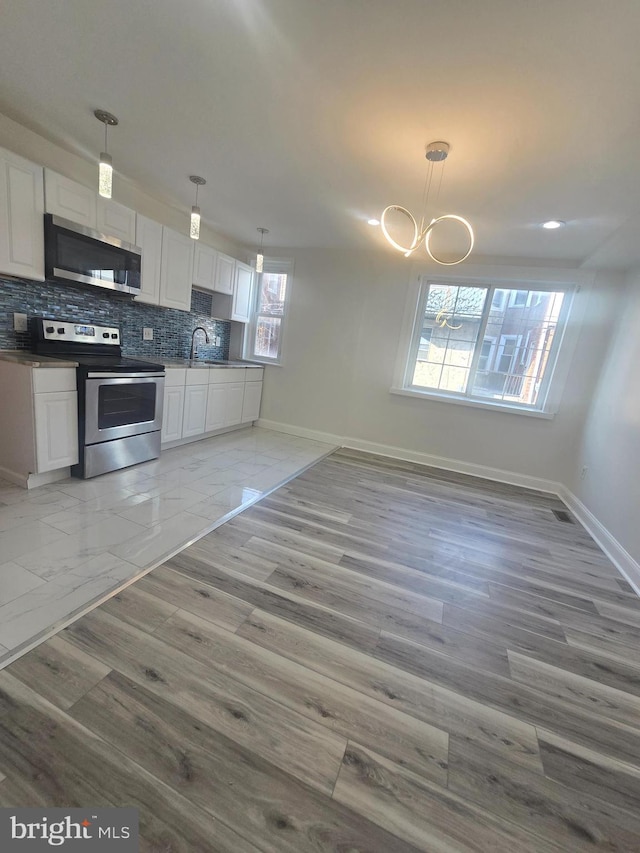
98, 382, 157, 429
56, 232, 138, 285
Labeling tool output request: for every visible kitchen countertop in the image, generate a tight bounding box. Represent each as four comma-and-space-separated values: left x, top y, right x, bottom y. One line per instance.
0, 352, 263, 370
155, 358, 264, 369
0, 350, 79, 368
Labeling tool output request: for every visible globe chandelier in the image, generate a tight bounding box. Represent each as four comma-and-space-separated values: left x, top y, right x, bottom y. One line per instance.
380, 141, 474, 266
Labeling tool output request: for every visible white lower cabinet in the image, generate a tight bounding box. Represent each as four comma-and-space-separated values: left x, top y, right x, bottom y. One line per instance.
161, 366, 263, 446
242, 379, 263, 423
0, 363, 78, 486
226, 382, 245, 426
161, 384, 186, 444
182, 382, 208, 437
205, 384, 227, 432
34, 391, 78, 472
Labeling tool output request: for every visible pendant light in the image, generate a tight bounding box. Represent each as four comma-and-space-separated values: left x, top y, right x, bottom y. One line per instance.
189, 176, 206, 240
255, 227, 269, 273
380, 141, 474, 265
94, 110, 119, 199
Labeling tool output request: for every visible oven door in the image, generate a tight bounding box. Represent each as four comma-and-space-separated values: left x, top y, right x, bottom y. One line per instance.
84, 373, 165, 445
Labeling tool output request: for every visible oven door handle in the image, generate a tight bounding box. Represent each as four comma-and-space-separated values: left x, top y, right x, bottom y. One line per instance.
86, 372, 165, 379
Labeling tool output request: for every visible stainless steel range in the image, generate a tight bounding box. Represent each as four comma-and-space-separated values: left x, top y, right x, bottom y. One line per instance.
33, 318, 165, 479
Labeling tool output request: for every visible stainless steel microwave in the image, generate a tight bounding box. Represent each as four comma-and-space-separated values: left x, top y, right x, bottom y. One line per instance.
44, 213, 142, 296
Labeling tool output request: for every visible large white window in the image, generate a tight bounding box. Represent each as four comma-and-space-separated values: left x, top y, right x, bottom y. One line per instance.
245, 258, 293, 364
399, 277, 575, 414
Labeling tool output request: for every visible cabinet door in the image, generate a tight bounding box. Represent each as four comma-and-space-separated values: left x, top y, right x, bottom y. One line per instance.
161, 385, 185, 443
135, 214, 163, 305
193, 243, 218, 291
214, 252, 235, 295
44, 169, 96, 228
225, 382, 245, 426
182, 384, 208, 438
97, 197, 136, 243
242, 380, 263, 423
232, 261, 253, 322
0, 149, 45, 280
205, 384, 227, 432
159, 226, 194, 311
34, 391, 79, 472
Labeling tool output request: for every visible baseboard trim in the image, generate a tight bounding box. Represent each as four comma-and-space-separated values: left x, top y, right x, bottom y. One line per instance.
342, 436, 563, 495
559, 486, 640, 597
256, 419, 562, 495
0, 465, 69, 489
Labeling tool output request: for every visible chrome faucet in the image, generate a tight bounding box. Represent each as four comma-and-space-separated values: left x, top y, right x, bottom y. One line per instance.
190, 326, 210, 360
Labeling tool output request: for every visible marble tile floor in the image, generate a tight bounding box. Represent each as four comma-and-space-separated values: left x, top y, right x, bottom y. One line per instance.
0, 427, 336, 666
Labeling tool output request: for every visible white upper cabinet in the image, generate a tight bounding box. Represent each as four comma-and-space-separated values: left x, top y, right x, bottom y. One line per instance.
96, 197, 136, 243
0, 147, 45, 281
193, 242, 218, 291
44, 169, 96, 228
135, 214, 163, 305
232, 261, 253, 323
214, 251, 235, 295
159, 226, 194, 312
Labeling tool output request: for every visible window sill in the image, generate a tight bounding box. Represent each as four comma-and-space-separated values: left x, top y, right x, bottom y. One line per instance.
244, 358, 282, 367
389, 387, 556, 419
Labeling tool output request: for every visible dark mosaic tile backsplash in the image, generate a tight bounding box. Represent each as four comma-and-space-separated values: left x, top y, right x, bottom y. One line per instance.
0, 277, 230, 360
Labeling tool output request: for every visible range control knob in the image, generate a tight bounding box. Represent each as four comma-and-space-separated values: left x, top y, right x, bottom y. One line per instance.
45, 326, 54, 333
57, 328, 65, 334
102, 332, 110, 338
111, 333, 118, 339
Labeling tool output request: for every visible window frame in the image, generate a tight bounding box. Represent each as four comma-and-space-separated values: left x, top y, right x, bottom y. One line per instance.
244, 257, 293, 365
392, 266, 588, 418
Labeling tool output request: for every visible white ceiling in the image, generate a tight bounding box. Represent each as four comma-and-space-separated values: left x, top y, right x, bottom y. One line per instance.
2, 0, 640, 268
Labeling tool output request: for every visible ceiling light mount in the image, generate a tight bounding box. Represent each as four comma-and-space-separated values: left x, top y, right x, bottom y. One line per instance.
94, 109, 119, 199
189, 175, 206, 240
425, 141, 450, 162
256, 227, 269, 273
380, 140, 474, 265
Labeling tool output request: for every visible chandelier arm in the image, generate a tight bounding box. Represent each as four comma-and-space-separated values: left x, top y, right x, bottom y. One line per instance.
424, 214, 475, 266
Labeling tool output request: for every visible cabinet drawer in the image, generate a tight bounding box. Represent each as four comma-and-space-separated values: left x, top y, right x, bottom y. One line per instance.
245, 368, 264, 382
186, 368, 210, 386
209, 367, 246, 384
164, 368, 186, 387
33, 368, 76, 394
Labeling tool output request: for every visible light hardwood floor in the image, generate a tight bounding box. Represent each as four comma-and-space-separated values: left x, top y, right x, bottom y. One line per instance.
1, 448, 640, 851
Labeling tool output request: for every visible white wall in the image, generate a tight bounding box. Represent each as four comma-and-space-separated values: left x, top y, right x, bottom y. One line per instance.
568, 268, 640, 568
261, 248, 621, 489
0, 112, 245, 257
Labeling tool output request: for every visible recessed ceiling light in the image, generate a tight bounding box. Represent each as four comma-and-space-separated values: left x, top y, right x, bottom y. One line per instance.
542, 220, 566, 230
367, 218, 380, 226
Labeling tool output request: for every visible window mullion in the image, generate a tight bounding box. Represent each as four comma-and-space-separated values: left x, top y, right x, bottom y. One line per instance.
405, 281, 429, 387
465, 286, 494, 398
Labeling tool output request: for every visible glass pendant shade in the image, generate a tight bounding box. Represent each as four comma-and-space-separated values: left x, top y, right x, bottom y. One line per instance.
190, 206, 201, 240
98, 153, 113, 198
255, 227, 269, 272
95, 110, 118, 199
